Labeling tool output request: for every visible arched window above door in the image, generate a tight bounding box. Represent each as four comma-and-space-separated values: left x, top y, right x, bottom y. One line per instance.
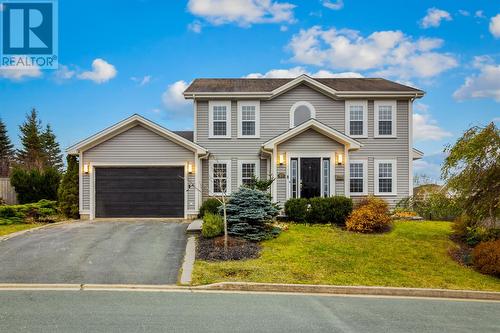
290, 101, 316, 128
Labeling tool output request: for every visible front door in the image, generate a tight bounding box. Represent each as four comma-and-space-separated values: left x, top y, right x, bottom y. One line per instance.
300, 158, 321, 198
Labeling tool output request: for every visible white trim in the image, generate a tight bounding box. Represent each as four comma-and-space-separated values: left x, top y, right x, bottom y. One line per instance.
237, 159, 261, 187
412, 148, 424, 160
409, 100, 414, 195
374, 159, 398, 196
88, 162, 188, 220
66, 114, 206, 155
348, 159, 368, 196
208, 100, 232, 139
208, 159, 232, 196
78, 151, 84, 214
344, 146, 349, 197
194, 152, 200, 211
289, 101, 316, 128
237, 100, 260, 138
193, 100, 198, 143
345, 100, 368, 138
263, 118, 362, 150
374, 100, 397, 138
272, 147, 277, 201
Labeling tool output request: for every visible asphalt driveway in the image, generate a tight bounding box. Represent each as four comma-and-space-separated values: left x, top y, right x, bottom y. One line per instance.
0, 221, 188, 285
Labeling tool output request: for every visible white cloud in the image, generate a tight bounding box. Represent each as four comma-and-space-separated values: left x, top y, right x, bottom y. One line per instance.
413, 159, 442, 179
288, 26, 457, 80
53, 65, 76, 82
162, 80, 191, 109
475, 10, 485, 18
458, 10, 470, 17
322, 0, 343, 10
489, 14, 500, 38
188, 20, 202, 33
414, 102, 429, 113
420, 8, 452, 28
0, 57, 42, 81
187, 0, 295, 27
77, 58, 117, 84
413, 113, 452, 141
280, 25, 288, 32
131, 75, 152, 86
151, 108, 161, 114
453, 56, 500, 102
245, 66, 363, 78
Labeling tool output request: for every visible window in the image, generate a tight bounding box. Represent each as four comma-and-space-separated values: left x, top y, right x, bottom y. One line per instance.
349, 160, 367, 195
238, 101, 260, 138
209, 160, 231, 195
290, 101, 316, 128
374, 101, 397, 137
291, 158, 298, 198
238, 160, 259, 187
345, 100, 367, 138
375, 159, 397, 195
209, 101, 231, 138
322, 158, 330, 197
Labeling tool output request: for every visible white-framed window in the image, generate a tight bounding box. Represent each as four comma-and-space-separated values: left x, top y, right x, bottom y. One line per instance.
290, 101, 316, 128
209, 160, 231, 195
322, 158, 330, 197
208, 101, 231, 138
349, 160, 368, 196
374, 159, 397, 196
345, 100, 368, 138
237, 160, 260, 187
374, 100, 397, 138
237, 101, 260, 138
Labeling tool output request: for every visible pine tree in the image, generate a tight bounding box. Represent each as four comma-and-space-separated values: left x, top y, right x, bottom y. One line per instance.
41, 124, 63, 172
0, 118, 15, 177
58, 155, 79, 218
17, 109, 45, 171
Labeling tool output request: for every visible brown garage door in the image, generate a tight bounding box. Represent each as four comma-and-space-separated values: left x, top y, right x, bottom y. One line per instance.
95, 167, 184, 218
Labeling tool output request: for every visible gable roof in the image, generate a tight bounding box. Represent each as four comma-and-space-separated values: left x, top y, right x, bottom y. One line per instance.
262, 119, 362, 150
184, 75, 424, 99
173, 131, 194, 142
66, 114, 206, 155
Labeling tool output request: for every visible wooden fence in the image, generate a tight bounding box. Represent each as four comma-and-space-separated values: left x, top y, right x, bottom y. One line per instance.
0, 178, 18, 205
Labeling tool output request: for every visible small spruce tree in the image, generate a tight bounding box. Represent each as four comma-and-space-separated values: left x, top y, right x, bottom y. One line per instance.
0, 118, 15, 177
41, 124, 63, 172
17, 109, 45, 171
58, 155, 79, 218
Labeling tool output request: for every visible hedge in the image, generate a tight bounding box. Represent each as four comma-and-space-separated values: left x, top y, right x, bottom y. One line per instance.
284, 196, 353, 225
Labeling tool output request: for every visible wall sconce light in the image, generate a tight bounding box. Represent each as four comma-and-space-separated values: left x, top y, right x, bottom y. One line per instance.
83, 164, 89, 174
279, 153, 285, 165
336, 153, 343, 166
188, 162, 194, 174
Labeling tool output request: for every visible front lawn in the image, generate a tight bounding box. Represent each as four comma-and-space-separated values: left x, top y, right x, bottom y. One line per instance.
192, 221, 500, 291
0, 223, 44, 237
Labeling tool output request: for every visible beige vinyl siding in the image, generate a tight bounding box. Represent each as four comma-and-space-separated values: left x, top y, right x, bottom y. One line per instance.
335, 166, 345, 196
260, 158, 268, 179
81, 125, 196, 212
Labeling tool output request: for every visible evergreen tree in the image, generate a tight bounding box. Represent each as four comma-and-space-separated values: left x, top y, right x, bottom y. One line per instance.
41, 124, 63, 172
58, 155, 79, 218
0, 118, 15, 177
17, 109, 45, 171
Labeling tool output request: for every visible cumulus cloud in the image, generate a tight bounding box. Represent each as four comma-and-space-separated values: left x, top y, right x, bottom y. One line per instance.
53, 65, 76, 82
245, 66, 363, 78
420, 8, 452, 28
475, 10, 485, 18
131, 75, 152, 86
162, 80, 191, 109
0, 58, 42, 81
413, 113, 452, 141
188, 20, 203, 33
322, 0, 343, 10
288, 26, 457, 80
77, 58, 117, 84
187, 0, 295, 27
458, 10, 470, 17
489, 14, 500, 38
453, 56, 500, 102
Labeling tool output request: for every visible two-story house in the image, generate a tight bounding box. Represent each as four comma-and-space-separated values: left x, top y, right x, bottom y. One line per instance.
67, 75, 424, 219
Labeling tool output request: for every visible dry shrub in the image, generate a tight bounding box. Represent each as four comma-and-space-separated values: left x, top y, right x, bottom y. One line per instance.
346, 196, 391, 233
472, 240, 500, 277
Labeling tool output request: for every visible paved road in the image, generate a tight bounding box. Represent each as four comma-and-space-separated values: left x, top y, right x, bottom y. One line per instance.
0, 221, 187, 284
0, 290, 498, 332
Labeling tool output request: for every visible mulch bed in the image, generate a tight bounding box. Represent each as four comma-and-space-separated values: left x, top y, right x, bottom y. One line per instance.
196, 235, 261, 261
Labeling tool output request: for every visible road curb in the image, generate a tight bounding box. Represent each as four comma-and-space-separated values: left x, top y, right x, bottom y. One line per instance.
0, 221, 75, 242
195, 282, 500, 301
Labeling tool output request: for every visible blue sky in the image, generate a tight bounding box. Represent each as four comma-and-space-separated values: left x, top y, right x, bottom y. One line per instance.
0, 0, 499, 181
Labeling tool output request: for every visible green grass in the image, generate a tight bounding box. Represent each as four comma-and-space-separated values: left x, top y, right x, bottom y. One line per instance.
192, 221, 500, 291
0, 223, 44, 237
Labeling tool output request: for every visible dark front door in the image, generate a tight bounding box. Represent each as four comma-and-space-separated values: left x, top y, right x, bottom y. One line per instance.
95, 167, 184, 218
300, 158, 321, 198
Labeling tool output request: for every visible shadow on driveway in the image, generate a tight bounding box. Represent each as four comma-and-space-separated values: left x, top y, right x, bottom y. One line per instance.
0, 221, 188, 285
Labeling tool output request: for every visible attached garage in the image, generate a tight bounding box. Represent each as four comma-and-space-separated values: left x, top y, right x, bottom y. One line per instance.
66, 115, 207, 220
95, 167, 185, 218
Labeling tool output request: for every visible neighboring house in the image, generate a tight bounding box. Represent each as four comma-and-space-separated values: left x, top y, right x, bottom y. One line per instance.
67, 75, 424, 219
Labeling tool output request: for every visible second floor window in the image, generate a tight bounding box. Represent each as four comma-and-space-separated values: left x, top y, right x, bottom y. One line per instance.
346, 100, 367, 138
238, 101, 260, 138
209, 101, 231, 138
375, 101, 397, 137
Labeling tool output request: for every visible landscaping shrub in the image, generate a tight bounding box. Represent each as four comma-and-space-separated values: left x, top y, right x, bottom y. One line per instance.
226, 187, 279, 225
396, 191, 461, 221
472, 240, 500, 277
306, 197, 330, 223
58, 155, 79, 219
325, 196, 353, 226
228, 223, 281, 242
202, 213, 224, 238
10, 167, 61, 204
199, 198, 222, 218
346, 196, 391, 233
452, 215, 500, 247
0, 200, 58, 224
284, 198, 309, 222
